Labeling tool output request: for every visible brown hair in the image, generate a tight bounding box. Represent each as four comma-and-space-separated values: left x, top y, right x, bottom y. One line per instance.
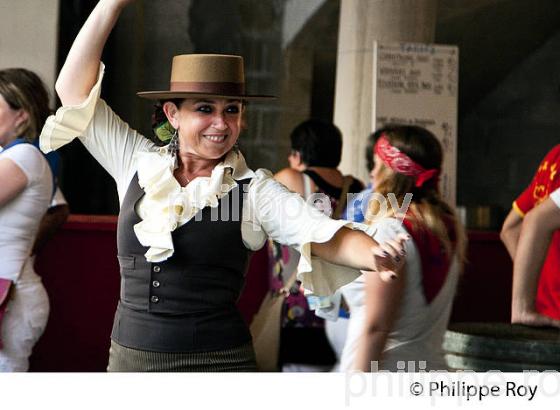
0, 68, 50, 142
367, 125, 467, 265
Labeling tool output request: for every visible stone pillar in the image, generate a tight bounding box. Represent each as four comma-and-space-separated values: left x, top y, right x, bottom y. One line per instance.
334, 0, 438, 182
0, 0, 60, 104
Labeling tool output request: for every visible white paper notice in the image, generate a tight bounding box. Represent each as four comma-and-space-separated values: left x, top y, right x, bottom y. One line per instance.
373, 42, 459, 204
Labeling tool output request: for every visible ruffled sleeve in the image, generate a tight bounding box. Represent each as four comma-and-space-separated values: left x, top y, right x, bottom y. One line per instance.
39, 62, 155, 203
40, 63, 105, 153
244, 169, 365, 296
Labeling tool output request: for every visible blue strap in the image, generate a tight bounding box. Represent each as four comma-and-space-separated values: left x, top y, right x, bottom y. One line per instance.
32, 139, 60, 185
2, 137, 27, 151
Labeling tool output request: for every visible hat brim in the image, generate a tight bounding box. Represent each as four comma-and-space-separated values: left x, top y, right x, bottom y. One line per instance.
136, 91, 276, 101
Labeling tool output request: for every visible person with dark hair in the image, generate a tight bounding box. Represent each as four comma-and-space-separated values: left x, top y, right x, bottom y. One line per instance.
272, 119, 364, 370
279, 119, 363, 214
0, 68, 54, 371
39, 0, 408, 372
289, 119, 343, 169
338, 125, 467, 371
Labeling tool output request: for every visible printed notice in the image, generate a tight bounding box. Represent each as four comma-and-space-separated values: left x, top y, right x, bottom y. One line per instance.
373, 42, 459, 204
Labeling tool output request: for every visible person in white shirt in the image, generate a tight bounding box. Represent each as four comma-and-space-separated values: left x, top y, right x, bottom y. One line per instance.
39, 0, 408, 372
0, 68, 53, 372
339, 126, 467, 372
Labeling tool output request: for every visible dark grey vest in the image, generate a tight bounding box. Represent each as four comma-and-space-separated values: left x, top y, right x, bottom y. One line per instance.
112, 173, 253, 353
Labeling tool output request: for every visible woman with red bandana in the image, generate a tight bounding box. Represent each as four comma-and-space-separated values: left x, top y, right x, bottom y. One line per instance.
339, 125, 467, 372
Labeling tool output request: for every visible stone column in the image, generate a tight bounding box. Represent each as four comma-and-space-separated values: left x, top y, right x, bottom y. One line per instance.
334, 0, 438, 182
0, 0, 60, 103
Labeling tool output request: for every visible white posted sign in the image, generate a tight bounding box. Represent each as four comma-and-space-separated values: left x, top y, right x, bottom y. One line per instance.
373, 42, 459, 204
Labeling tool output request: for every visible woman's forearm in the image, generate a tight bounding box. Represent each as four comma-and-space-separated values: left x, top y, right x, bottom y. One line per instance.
512, 200, 560, 316
500, 209, 522, 260
31, 204, 70, 256
310, 228, 379, 271
353, 266, 405, 371
354, 330, 389, 371
311, 227, 405, 279
56, 0, 130, 105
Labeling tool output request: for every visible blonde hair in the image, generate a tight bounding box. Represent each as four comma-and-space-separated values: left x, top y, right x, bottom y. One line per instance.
0, 68, 50, 142
366, 126, 467, 266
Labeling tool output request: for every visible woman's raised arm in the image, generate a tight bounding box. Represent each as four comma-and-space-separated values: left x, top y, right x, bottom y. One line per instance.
56, 0, 134, 105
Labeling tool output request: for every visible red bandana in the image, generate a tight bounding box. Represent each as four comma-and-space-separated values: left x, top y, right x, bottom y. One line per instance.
374, 135, 439, 188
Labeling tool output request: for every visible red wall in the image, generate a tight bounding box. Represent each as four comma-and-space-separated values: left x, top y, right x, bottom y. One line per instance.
29, 216, 512, 371
30, 216, 120, 371
450, 231, 513, 323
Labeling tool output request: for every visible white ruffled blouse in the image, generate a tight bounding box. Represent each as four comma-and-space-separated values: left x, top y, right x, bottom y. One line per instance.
39, 63, 361, 296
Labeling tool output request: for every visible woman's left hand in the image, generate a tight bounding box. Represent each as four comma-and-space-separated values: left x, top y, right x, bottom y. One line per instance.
368, 234, 409, 282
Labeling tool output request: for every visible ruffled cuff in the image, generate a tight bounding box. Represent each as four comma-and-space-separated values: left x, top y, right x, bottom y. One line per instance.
296, 220, 365, 296
39, 63, 105, 153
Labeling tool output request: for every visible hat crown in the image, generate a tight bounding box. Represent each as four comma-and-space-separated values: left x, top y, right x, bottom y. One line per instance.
137, 53, 275, 100
170, 54, 244, 84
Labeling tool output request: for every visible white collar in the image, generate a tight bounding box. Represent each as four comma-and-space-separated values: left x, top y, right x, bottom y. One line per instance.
132, 148, 255, 262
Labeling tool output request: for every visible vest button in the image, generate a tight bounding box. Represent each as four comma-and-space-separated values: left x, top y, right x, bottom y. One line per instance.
153, 265, 161, 273
152, 280, 160, 288
150, 295, 159, 303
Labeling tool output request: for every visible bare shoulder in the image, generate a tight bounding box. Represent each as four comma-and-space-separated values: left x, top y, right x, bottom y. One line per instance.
274, 167, 305, 195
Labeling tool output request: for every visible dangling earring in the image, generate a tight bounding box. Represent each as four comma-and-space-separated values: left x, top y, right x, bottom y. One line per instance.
232, 141, 240, 153
168, 128, 179, 156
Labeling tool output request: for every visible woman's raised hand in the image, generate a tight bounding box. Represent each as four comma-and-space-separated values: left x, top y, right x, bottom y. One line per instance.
57, 0, 136, 105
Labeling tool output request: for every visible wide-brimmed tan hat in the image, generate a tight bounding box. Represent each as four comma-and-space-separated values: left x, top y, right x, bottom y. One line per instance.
137, 54, 275, 101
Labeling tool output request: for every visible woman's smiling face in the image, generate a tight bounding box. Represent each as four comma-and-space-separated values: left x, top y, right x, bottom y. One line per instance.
165, 98, 243, 160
